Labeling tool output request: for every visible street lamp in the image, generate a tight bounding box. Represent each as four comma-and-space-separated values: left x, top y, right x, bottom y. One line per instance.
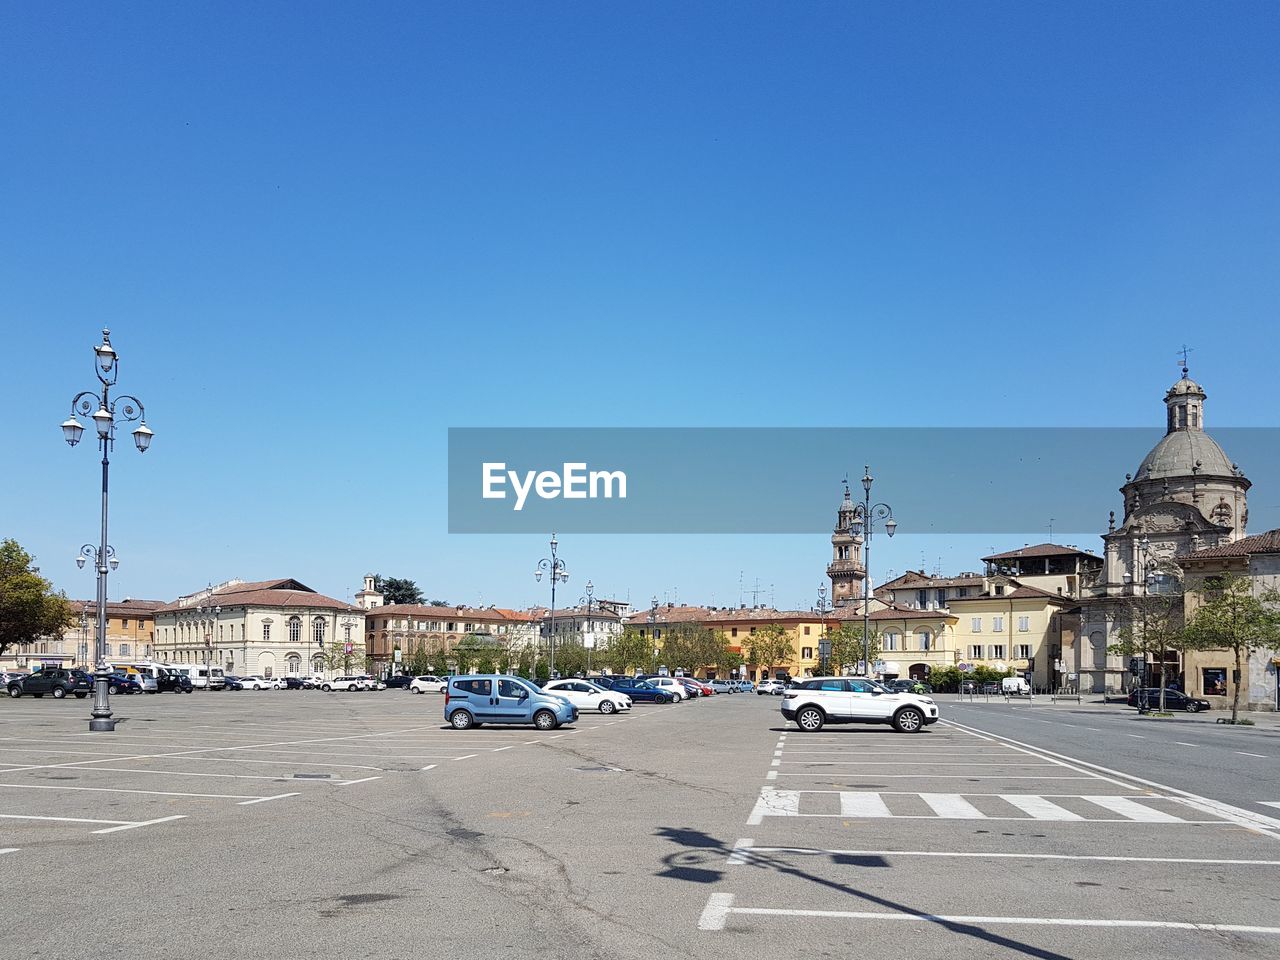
197, 603, 221, 686
534, 534, 568, 678
579, 580, 595, 675
62, 329, 153, 732
815, 582, 832, 676
649, 596, 659, 674
850, 465, 896, 677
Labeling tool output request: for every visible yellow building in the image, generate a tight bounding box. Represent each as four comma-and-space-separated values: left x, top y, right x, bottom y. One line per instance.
948, 579, 1069, 689
861, 605, 959, 681
627, 605, 831, 679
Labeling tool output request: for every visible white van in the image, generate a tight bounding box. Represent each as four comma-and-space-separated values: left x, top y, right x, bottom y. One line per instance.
1002, 676, 1031, 696
169, 665, 226, 690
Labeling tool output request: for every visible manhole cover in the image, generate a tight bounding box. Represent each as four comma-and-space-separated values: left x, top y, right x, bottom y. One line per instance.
573, 765, 623, 773
293, 773, 332, 780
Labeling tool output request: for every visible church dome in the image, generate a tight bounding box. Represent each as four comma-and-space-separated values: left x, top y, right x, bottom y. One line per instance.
1136, 429, 1235, 480
1165, 376, 1205, 399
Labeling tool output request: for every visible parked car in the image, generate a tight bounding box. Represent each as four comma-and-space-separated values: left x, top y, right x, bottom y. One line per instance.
1129, 687, 1212, 713
384, 675, 414, 690
677, 678, 705, 697
757, 679, 786, 696
444, 674, 577, 730
222, 675, 244, 691
542, 678, 631, 714
708, 679, 736, 694
887, 679, 933, 695
279, 676, 306, 690
732, 680, 755, 693
643, 677, 689, 702
598, 676, 675, 704
1002, 677, 1031, 696
410, 675, 447, 694
782, 676, 939, 733
7, 669, 93, 699
356, 675, 386, 691
240, 675, 280, 691
106, 673, 142, 695
158, 670, 195, 693
981, 681, 1000, 695
301, 675, 325, 689
321, 676, 366, 692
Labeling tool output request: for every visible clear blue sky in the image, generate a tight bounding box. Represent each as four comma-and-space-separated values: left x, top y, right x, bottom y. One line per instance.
2, 2, 1278, 609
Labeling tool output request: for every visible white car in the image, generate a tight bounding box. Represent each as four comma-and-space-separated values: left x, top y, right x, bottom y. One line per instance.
321, 676, 365, 692
241, 675, 281, 691
409, 675, 446, 694
782, 676, 939, 733
356, 675, 386, 691
541, 679, 631, 715
756, 679, 785, 696
645, 677, 689, 702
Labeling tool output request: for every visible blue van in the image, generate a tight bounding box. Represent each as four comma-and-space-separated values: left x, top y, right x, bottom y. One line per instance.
444, 675, 577, 730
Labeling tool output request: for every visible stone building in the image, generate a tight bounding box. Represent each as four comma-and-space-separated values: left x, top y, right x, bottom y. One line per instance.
1074, 367, 1250, 693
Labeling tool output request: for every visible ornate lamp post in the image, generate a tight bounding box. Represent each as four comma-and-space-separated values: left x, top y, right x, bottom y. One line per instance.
649, 596, 659, 674
579, 580, 595, 675
62, 329, 153, 731
849, 466, 896, 678
534, 534, 568, 678
815, 582, 832, 676
197, 602, 221, 686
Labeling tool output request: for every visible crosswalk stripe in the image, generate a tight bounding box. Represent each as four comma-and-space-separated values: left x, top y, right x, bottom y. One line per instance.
1083, 795, 1182, 823
920, 793, 986, 819
747, 790, 801, 824
1003, 795, 1085, 821
840, 793, 893, 818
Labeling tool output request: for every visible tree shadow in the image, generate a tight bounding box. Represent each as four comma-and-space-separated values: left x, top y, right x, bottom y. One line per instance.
654, 826, 1073, 960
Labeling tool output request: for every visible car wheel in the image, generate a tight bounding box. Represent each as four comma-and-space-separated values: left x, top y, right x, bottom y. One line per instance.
108, 685, 118, 695
450, 709, 474, 730
894, 707, 925, 733
7, 687, 20, 699
412, 687, 422, 694
53, 686, 67, 699
322, 684, 332, 692
600, 700, 616, 715
1185, 702, 1200, 713
533, 709, 557, 730
796, 706, 825, 732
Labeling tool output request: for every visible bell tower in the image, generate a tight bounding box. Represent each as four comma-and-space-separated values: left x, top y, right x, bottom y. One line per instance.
827, 480, 866, 607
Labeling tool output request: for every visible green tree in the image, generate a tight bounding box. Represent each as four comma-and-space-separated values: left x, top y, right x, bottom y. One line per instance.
605, 627, 651, 675
1182, 574, 1280, 723
428, 599, 451, 607
373, 575, 424, 606
746, 624, 797, 677
408, 646, 432, 675
516, 647, 534, 678
0, 539, 72, 659
827, 622, 880, 676
1107, 589, 1183, 707
554, 639, 588, 677
431, 649, 450, 676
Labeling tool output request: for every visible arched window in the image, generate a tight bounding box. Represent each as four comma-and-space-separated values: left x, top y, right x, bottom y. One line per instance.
288, 616, 302, 644
286, 653, 302, 675
313, 618, 326, 647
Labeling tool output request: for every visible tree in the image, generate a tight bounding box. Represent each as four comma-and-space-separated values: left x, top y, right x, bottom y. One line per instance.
408, 646, 431, 675
0, 539, 73, 659
746, 624, 796, 677
1182, 573, 1280, 723
605, 627, 651, 675
515, 647, 534, 679
373, 575, 424, 606
826, 622, 878, 676
554, 640, 588, 677
428, 598, 451, 607
1108, 589, 1183, 708
320, 638, 361, 675
431, 649, 450, 676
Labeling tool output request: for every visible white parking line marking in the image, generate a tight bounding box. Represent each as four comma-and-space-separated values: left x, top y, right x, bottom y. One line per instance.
839, 793, 893, 818
1084, 795, 1183, 823
420, 764, 437, 771
699, 898, 1280, 934
747, 790, 800, 824
0, 782, 262, 800
1127, 734, 1145, 739
1237, 752, 1268, 759
765, 770, 778, 780
493, 746, 515, 752
452, 754, 477, 761
236, 793, 300, 806
920, 793, 986, 819
1175, 742, 1197, 747
0, 813, 135, 827
0, 847, 17, 856
92, 815, 187, 834
736, 844, 1280, 866
338, 776, 382, 786
775, 774, 1096, 780
726, 838, 754, 865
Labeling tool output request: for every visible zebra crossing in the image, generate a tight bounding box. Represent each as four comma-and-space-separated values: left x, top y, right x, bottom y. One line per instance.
747, 787, 1237, 825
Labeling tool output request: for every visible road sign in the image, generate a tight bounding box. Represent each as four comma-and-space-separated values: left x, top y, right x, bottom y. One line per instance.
393, 648, 402, 663
344, 642, 354, 654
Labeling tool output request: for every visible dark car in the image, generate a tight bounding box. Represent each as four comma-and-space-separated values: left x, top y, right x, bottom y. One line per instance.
7, 668, 93, 699
597, 676, 674, 704
1130, 687, 1211, 713
280, 676, 305, 690
106, 673, 142, 695
157, 670, 194, 693
222, 675, 244, 691
384, 675, 414, 690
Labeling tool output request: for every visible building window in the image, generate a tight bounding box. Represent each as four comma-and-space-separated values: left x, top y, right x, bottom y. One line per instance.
1016, 644, 1032, 660
801, 647, 813, 660
992, 644, 1006, 660
993, 616, 1004, 632
971, 618, 982, 632
917, 631, 932, 652
958, 587, 970, 598
288, 617, 302, 644
104, 643, 112, 656
263, 623, 271, 643
1018, 616, 1030, 632
883, 633, 898, 651
803, 626, 811, 636
970, 645, 984, 660
122, 619, 129, 628
313, 618, 326, 647
936, 589, 947, 606
344, 624, 352, 643
119, 643, 129, 657
995, 584, 1005, 596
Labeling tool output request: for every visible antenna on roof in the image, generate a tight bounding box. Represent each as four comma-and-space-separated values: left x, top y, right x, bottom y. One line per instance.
1177, 344, 1192, 377
1048, 517, 1054, 542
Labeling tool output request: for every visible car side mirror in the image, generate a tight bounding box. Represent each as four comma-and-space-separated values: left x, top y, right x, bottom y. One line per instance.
519, 691, 528, 700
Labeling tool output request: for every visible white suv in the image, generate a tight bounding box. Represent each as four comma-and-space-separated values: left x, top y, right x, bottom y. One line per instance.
321, 676, 366, 692
409, 675, 446, 694
782, 677, 938, 733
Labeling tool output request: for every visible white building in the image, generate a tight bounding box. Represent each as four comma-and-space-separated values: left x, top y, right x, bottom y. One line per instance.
153, 578, 364, 679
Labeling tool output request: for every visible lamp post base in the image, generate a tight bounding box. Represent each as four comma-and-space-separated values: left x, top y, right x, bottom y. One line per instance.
88, 669, 115, 732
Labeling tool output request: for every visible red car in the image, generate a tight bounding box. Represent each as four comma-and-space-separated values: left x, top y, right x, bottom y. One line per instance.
680, 678, 713, 696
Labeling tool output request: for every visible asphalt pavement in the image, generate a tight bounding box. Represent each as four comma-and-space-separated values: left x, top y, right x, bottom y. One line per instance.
3, 688, 1279, 959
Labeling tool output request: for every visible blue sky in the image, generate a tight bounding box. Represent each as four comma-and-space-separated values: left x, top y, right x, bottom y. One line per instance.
2, 2, 1278, 610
